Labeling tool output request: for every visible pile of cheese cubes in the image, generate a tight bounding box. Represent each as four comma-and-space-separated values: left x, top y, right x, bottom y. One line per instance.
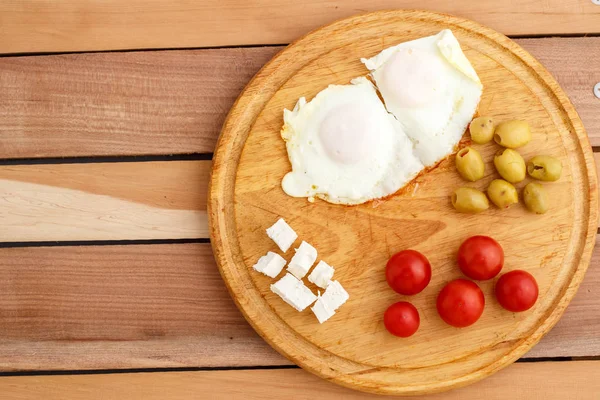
252, 218, 349, 323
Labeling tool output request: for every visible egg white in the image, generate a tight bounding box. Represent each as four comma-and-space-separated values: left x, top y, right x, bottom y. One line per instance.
361, 29, 483, 166
281, 77, 423, 205
280, 30, 482, 205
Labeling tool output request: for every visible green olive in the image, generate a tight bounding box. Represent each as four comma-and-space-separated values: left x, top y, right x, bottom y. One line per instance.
455, 147, 485, 181
527, 155, 562, 181
494, 148, 526, 183
452, 187, 489, 213
494, 120, 532, 149
469, 116, 495, 144
523, 182, 549, 214
487, 179, 518, 209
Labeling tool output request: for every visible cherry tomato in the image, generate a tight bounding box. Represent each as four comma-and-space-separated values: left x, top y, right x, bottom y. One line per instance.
495, 270, 539, 312
384, 301, 420, 337
436, 279, 485, 328
457, 236, 504, 280
386, 250, 432, 295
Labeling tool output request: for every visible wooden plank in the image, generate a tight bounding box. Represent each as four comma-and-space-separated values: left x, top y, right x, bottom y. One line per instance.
0, 48, 278, 158
0, 152, 595, 243
518, 38, 600, 148
527, 235, 600, 357
0, 161, 208, 241
1, 1, 599, 54
2, 361, 600, 399
0, 243, 286, 371
0, 38, 598, 159
0, 238, 597, 371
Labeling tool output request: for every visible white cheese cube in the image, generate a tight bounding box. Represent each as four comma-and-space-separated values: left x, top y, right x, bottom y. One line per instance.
320, 280, 349, 311
287, 241, 317, 279
310, 281, 349, 324
252, 251, 286, 278
307, 260, 335, 289
311, 298, 335, 324
266, 218, 298, 253
270, 273, 317, 311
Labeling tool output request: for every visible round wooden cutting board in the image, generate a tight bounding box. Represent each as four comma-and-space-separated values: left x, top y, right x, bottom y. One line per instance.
208, 10, 597, 395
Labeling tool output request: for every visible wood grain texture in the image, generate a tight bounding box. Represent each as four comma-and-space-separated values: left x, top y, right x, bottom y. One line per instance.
1, 1, 599, 53
0, 239, 597, 371
519, 38, 600, 149
0, 243, 285, 371
0, 154, 597, 371
0, 161, 208, 241
526, 233, 600, 358
0, 48, 278, 158
1, 153, 599, 244
2, 361, 599, 400
0, 38, 598, 159
210, 10, 597, 394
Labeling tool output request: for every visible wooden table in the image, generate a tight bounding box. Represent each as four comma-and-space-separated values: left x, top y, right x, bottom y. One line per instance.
0, 1, 599, 398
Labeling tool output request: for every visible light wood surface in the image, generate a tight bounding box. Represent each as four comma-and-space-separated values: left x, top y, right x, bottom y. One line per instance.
0, 239, 598, 371
0, 38, 598, 158
0, 161, 208, 241
1, 1, 599, 53
0, 3, 599, 397
3, 361, 599, 400
210, 10, 597, 394
0, 17, 596, 375
0, 155, 597, 370
521, 38, 600, 149
2, 154, 600, 244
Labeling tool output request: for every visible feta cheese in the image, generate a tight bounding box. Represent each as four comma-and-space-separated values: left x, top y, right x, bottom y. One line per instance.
311, 298, 335, 324
252, 251, 286, 278
307, 260, 335, 289
287, 241, 317, 279
266, 218, 298, 253
270, 273, 317, 311
311, 280, 349, 323
321, 280, 349, 310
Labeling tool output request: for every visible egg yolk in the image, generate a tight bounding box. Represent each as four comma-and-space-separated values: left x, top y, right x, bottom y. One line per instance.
318, 102, 377, 164
381, 48, 444, 108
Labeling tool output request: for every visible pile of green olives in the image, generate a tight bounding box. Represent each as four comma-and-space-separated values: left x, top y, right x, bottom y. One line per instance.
451, 117, 562, 214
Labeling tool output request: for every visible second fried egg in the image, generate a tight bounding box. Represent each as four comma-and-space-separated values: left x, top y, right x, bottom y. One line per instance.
362, 29, 482, 166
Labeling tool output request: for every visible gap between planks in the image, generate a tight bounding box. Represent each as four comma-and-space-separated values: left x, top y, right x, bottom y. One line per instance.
0, 38, 598, 158
0, 238, 597, 371
1, 1, 599, 53
0, 361, 599, 399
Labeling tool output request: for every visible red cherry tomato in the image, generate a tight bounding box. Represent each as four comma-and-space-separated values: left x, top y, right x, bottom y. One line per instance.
386, 250, 432, 295
495, 270, 539, 312
436, 279, 485, 328
457, 236, 504, 280
384, 301, 420, 337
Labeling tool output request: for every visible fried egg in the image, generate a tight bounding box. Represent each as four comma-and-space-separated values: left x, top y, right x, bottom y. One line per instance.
280, 30, 482, 205
361, 29, 483, 166
281, 77, 423, 205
